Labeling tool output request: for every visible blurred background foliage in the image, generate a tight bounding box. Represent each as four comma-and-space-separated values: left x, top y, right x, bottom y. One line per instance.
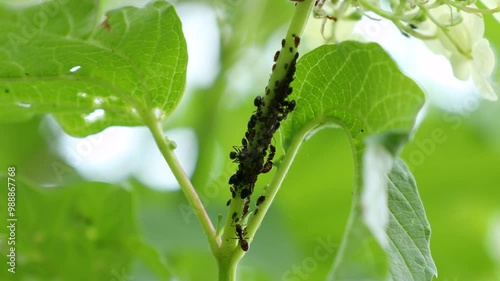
0, 0, 499, 280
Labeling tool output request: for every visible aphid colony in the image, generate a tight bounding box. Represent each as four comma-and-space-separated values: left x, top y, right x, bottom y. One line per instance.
227, 35, 300, 251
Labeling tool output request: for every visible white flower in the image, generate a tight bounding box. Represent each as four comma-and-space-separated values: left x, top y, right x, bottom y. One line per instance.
308, 0, 364, 44
423, 5, 498, 100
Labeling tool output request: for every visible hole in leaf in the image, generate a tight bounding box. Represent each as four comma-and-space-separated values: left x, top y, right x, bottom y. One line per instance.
83, 109, 105, 122
93, 97, 104, 105
16, 102, 31, 108
154, 108, 164, 119
69, 66, 81, 73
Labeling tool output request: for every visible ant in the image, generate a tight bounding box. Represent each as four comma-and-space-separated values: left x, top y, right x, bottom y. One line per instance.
230, 146, 255, 163
235, 224, 249, 251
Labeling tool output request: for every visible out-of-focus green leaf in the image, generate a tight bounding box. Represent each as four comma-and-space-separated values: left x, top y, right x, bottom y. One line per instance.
387, 159, 437, 280
282, 42, 436, 280
0, 0, 187, 136
401, 107, 500, 281
0, 179, 172, 281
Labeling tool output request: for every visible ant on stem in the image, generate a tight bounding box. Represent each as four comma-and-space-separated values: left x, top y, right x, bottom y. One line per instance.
235, 224, 249, 251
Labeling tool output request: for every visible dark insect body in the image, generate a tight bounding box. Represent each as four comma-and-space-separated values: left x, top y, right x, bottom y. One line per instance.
292, 34, 300, 48
229, 151, 238, 162
241, 187, 252, 199
274, 51, 280, 62
235, 224, 249, 251
248, 114, 258, 129
261, 161, 273, 173
254, 96, 263, 107
242, 197, 250, 217
256, 195, 266, 206
227, 38, 299, 214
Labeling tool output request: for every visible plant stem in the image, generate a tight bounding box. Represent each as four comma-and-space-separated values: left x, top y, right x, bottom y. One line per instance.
238, 120, 317, 259
357, 0, 436, 40
217, 0, 316, 277
441, 0, 500, 14
144, 110, 219, 253
217, 256, 237, 281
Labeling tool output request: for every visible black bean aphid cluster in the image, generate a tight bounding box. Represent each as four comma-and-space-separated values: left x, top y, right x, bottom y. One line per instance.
228, 35, 299, 200
227, 34, 300, 251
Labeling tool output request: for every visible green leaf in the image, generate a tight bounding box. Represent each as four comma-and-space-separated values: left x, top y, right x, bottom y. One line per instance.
0, 179, 172, 281
282, 42, 436, 280
387, 159, 437, 280
0, 0, 187, 136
